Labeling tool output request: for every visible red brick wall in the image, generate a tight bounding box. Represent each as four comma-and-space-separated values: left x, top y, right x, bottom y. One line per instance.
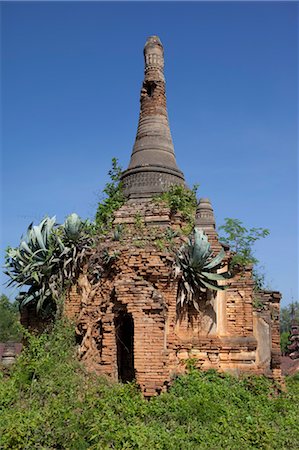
22, 201, 282, 394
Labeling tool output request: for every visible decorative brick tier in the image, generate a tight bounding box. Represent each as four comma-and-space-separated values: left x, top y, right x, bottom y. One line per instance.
121, 167, 184, 200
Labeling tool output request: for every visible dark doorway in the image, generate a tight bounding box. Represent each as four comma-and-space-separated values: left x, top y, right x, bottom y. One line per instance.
114, 313, 135, 382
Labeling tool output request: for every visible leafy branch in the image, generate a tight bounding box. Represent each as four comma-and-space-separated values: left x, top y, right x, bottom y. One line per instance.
95, 158, 125, 232
219, 218, 269, 267
218, 218, 270, 290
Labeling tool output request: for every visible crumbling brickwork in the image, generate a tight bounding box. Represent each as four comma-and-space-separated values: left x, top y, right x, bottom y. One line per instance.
62, 201, 282, 396
253, 290, 282, 379
225, 267, 255, 337
64, 35, 282, 392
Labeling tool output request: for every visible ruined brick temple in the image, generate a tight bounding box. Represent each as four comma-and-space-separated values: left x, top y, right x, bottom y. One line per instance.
23, 36, 282, 396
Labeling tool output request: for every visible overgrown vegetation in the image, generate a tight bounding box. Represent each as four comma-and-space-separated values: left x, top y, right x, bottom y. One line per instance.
1, 321, 298, 449
2, 173, 298, 448
155, 184, 198, 235
95, 158, 125, 232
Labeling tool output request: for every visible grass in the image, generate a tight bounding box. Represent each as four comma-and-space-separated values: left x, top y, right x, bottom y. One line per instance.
0, 320, 298, 449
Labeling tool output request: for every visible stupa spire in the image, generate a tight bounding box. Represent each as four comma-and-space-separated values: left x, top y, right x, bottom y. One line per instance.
121, 36, 185, 199
196, 198, 216, 230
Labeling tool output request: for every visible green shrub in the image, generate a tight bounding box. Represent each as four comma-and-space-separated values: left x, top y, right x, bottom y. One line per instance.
155, 184, 198, 234
1, 323, 298, 449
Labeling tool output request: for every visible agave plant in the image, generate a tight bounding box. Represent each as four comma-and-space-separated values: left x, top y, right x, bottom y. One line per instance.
5, 216, 61, 314
61, 214, 94, 280
175, 228, 230, 311
64, 213, 83, 241
5, 213, 93, 315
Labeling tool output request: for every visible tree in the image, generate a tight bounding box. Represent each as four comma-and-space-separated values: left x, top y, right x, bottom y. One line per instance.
218, 218, 269, 289
0, 294, 22, 342
218, 218, 269, 267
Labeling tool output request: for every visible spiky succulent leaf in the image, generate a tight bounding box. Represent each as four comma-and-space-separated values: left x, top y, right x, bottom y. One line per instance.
175, 228, 230, 309
203, 248, 225, 270
201, 271, 230, 281
199, 278, 224, 291
192, 229, 210, 266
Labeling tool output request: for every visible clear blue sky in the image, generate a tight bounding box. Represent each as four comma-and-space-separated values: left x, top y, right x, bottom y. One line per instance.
1, 1, 298, 306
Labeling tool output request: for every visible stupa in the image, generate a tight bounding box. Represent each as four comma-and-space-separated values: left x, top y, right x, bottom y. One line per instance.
121, 36, 185, 199
22, 36, 283, 396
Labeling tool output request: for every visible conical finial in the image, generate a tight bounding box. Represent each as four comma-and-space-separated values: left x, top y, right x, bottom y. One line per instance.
143, 36, 164, 82
121, 36, 185, 200
196, 198, 216, 230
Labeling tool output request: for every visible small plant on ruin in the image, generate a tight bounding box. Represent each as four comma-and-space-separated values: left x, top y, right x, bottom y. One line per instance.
252, 297, 266, 310
132, 239, 146, 248
154, 184, 198, 233
175, 228, 230, 311
102, 249, 120, 266
134, 212, 144, 231
154, 238, 166, 251
112, 224, 124, 241
4, 214, 93, 316
153, 227, 180, 251
95, 158, 125, 232
165, 227, 180, 242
